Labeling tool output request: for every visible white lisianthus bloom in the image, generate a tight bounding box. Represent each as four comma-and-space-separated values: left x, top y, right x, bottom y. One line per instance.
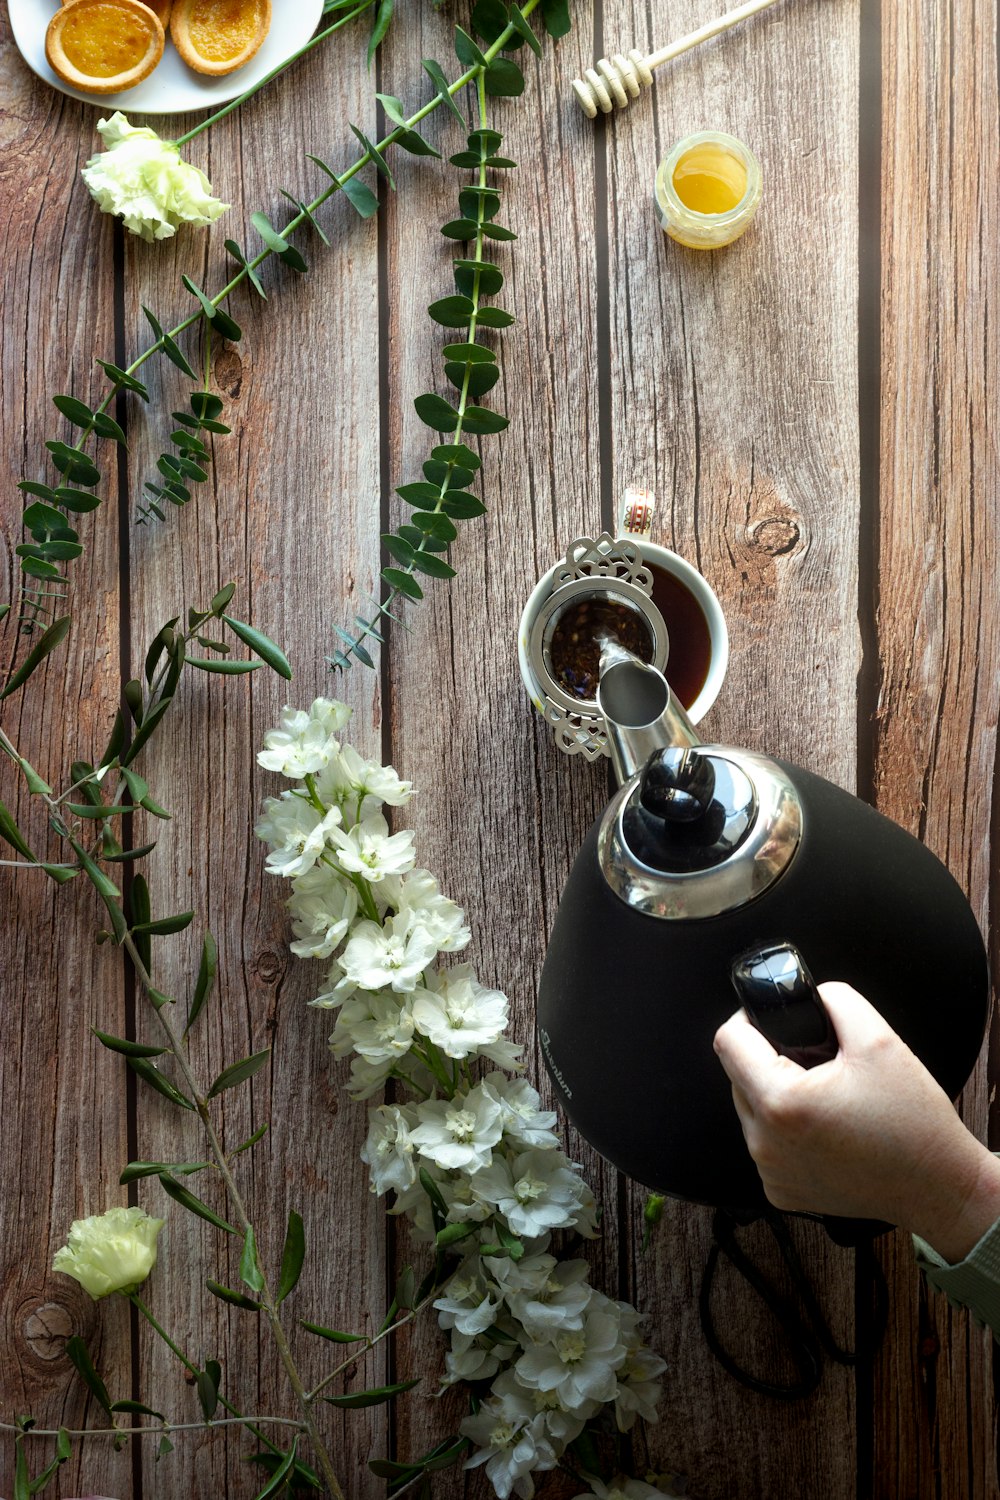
514, 1299, 627, 1408
483, 1073, 560, 1149
257, 704, 342, 778
613, 1341, 668, 1430
361, 1104, 419, 1196
441, 1329, 504, 1388
435, 1170, 493, 1225
381, 869, 471, 953
411, 965, 509, 1059
345, 1053, 396, 1101
336, 742, 414, 807
330, 813, 416, 884
434, 1259, 501, 1337
254, 792, 341, 879
310, 957, 351, 1008
409, 1085, 504, 1172
338, 912, 438, 994
507, 1258, 593, 1339
491, 1369, 593, 1448
82, 113, 229, 242
571, 1480, 670, 1500
53, 1206, 165, 1299
461, 1397, 557, 1500
477, 1036, 526, 1071
307, 697, 352, 736
287, 865, 358, 959
330, 991, 415, 1063
471, 1148, 591, 1238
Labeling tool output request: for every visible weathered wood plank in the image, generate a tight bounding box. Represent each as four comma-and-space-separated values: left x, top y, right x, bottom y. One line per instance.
118, 28, 387, 1495
604, 0, 862, 1492
874, 0, 1000, 1492
381, 2, 624, 1489
0, 25, 132, 1498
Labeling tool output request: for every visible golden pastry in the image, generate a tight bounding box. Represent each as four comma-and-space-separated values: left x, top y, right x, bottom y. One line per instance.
47, 0, 165, 94
63, 0, 170, 20
170, 0, 271, 76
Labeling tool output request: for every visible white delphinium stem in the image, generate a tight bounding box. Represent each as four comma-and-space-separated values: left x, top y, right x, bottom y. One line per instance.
257, 700, 666, 1496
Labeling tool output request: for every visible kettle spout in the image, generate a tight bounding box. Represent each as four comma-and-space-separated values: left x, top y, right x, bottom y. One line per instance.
596, 639, 701, 786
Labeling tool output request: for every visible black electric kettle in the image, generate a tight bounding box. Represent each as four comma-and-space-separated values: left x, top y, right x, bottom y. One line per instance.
536, 641, 990, 1216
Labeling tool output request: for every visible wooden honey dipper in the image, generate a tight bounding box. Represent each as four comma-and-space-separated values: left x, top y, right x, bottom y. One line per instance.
571, 0, 786, 118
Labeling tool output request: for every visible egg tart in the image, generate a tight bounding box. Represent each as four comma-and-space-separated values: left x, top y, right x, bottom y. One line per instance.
170, 0, 271, 76
63, 0, 171, 21
47, 0, 165, 94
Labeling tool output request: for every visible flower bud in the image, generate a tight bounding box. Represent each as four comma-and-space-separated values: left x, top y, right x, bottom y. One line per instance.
53, 1206, 165, 1300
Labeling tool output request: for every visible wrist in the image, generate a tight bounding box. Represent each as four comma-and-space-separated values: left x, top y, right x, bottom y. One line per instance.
909, 1141, 1000, 1264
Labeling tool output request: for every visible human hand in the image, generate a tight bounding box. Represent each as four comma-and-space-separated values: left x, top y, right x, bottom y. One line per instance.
713, 983, 1000, 1262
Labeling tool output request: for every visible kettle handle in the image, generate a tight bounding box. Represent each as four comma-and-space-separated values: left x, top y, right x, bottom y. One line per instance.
729, 942, 838, 1068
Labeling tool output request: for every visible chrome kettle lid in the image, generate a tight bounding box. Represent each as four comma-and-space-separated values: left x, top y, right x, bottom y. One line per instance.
596, 651, 802, 920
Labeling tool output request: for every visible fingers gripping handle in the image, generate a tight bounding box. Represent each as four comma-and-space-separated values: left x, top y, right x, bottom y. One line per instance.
730, 943, 838, 1068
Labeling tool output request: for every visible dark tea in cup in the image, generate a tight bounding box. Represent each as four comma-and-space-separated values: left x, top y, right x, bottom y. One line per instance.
647, 561, 712, 710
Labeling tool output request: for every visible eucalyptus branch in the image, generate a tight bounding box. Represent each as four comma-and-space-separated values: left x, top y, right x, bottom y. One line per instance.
11, 0, 564, 633
307, 1297, 432, 1402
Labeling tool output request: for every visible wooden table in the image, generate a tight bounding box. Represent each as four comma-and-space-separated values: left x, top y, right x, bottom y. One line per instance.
2, 0, 997, 1495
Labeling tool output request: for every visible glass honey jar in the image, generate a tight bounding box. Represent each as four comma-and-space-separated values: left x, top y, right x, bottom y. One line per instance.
654, 130, 762, 249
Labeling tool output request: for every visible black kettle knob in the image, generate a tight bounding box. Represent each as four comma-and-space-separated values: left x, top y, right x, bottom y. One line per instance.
640, 747, 716, 823
622, 748, 757, 874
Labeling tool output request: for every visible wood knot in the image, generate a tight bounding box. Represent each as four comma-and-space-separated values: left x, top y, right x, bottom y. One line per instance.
214, 346, 243, 400
23, 1301, 74, 1361
746, 514, 802, 557
253, 949, 284, 984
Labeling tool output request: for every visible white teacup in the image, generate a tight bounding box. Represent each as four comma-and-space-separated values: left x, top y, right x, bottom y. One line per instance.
518, 540, 729, 748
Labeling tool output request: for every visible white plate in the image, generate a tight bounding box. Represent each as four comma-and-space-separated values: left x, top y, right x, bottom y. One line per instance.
8, 0, 324, 116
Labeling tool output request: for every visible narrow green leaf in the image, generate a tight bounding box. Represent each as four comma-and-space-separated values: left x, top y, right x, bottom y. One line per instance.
334, 627, 375, 669
221, 615, 292, 679
366, 0, 394, 65
187, 657, 264, 675
212, 307, 242, 342
65, 1336, 112, 1415
56, 1428, 72, 1461
132, 911, 194, 936
250, 212, 307, 272
121, 697, 173, 766
324, 1378, 420, 1409
196, 1368, 219, 1420
279, 188, 330, 245
130, 1059, 195, 1110
92, 411, 127, 443
454, 24, 488, 66
300, 1320, 365, 1344
0, 797, 35, 861
13, 1438, 28, 1500
508, 2, 542, 54
435, 1220, 479, 1248
66, 802, 141, 819
18, 757, 51, 796
96, 361, 149, 400
231, 1121, 269, 1157
120, 1160, 209, 1184
1, 616, 71, 700
186, 929, 218, 1036
92, 1028, 168, 1059
111, 1399, 164, 1418
224, 240, 267, 299
276, 1210, 305, 1305
209, 581, 237, 615
240, 1226, 265, 1295
252, 1439, 298, 1500
206, 1279, 262, 1311
348, 123, 395, 188
206, 1048, 271, 1099
422, 57, 466, 123
338, 174, 380, 218
182, 274, 217, 321
160, 1174, 236, 1230
103, 842, 158, 863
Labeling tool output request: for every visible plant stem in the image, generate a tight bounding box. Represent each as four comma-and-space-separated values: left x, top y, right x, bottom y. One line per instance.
0, 1416, 306, 1439
307, 1298, 432, 1401
172, 1, 375, 148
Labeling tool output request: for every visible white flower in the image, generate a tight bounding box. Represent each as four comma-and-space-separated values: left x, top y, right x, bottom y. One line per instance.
361, 1104, 418, 1195
572, 1480, 668, 1500
434, 1259, 501, 1336
82, 113, 229, 242
472, 1149, 591, 1238
338, 912, 438, 994
330, 991, 415, 1063
461, 1397, 557, 1500
491, 1369, 592, 1448
441, 1329, 503, 1388
477, 1036, 526, 1071
258, 703, 343, 778
287, 865, 358, 959
254, 792, 341, 879
381, 868, 470, 952
330, 813, 416, 884
409, 1085, 504, 1172
514, 1298, 627, 1407
319, 742, 414, 808
433, 1170, 493, 1225
53, 1206, 164, 1299
507, 1258, 593, 1339
411, 966, 509, 1059
484, 1073, 560, 1149
613, 1341, 667, 1430
345, 1053, 396, 1101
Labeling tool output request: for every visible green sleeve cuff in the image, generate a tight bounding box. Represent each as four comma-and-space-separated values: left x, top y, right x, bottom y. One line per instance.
913, 1216, 1000, 1337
